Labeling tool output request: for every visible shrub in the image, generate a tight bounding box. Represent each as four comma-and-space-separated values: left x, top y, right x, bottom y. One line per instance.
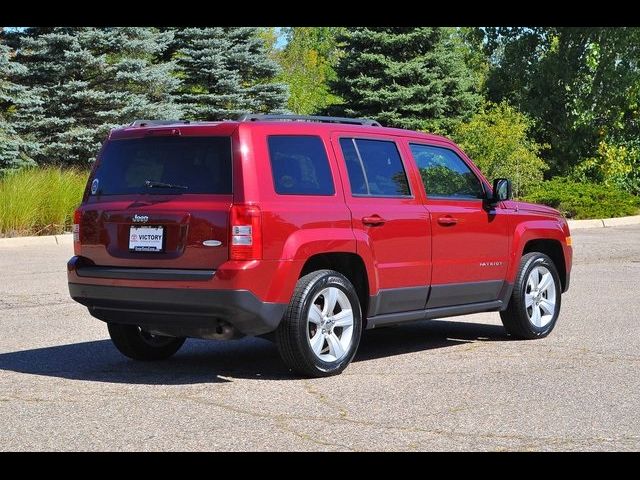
521, 177, 640, 220
573, 140, 640, 196
0, 167, 88, 236
453, 101, 548, 197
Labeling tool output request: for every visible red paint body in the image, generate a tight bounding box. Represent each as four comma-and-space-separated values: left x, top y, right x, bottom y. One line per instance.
68, 120, 572, 314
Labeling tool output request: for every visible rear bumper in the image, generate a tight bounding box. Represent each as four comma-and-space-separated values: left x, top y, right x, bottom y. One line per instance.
68, 283, 287, 337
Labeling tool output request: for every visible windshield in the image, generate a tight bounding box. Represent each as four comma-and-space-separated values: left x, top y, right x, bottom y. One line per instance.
92, 136, 232, 195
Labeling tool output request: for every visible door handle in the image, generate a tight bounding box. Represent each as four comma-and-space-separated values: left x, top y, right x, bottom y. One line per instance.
362, 215, 386, 226
437, 215, 458, 226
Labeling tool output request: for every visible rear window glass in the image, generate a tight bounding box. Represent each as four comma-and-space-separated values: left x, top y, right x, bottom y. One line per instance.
267, 135, 335, 195
92, 136, 232, 195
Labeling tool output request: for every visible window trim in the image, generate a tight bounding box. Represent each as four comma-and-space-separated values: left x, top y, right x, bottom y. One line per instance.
267, 134, 336, 197
351, 138, 371, 195
339, 136, 414, 199
408, 142, 487, 202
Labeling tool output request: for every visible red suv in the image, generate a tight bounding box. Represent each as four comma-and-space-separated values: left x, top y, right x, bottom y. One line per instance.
68, 115, 572, 377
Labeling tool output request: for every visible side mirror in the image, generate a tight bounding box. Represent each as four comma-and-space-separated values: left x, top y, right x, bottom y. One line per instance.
489, 178, 512, 205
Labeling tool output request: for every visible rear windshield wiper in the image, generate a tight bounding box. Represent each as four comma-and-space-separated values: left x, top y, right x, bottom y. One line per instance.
144, 180, 188, 190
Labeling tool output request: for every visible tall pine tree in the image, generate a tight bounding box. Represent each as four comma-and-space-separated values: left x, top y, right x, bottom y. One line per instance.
13, 27, 181, 166
0, 34, 34, 172
330, 27, 481, 133
171, 27, 288, 120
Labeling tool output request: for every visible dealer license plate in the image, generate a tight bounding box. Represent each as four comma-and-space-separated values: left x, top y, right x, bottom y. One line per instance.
129, 226, 164, 252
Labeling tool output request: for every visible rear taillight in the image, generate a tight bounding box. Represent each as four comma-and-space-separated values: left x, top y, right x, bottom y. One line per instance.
72, 208, 81, 255
229, 204, 262, 261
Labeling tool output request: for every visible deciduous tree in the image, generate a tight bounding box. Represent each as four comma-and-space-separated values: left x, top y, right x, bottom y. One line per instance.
277, 27, 342, 115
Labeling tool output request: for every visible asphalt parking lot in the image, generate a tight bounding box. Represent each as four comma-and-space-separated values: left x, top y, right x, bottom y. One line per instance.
1, 225, 639, 451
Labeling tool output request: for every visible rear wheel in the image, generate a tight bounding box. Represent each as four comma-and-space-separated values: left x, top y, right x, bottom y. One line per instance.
276, 270, 362, 377
107, 323, 185, 361
500, 252, 562, 339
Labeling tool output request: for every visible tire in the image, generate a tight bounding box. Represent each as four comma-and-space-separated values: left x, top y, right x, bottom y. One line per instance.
276, 269, 363, 377
107, 323, 185, 361
500, 252, 562, 339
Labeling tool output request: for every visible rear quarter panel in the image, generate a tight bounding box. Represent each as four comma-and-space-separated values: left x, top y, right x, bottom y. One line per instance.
236, 124, 359, 298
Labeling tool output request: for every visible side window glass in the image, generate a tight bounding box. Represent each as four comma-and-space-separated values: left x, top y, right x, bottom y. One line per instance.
409, 144, 484, 199
339, 138, 410, 197
339, 138, 367, 195
267, 136, 335, 195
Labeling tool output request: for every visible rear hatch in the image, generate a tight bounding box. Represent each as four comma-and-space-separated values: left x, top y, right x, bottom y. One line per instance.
78, 132, 233, 270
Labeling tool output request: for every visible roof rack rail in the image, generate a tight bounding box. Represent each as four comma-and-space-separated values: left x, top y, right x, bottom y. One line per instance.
237, 114, 381, 127
130, 120, 191, 127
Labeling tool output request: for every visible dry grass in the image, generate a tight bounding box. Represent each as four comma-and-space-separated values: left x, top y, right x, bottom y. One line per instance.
0, 168, 89, 236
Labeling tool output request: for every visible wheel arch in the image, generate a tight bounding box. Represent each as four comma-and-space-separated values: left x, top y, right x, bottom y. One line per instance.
299, 252, 370, 325
521, 239, 567, 292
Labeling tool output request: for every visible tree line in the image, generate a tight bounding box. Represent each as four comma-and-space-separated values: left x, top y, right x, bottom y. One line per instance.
1, 27, 639, 199
0, 27, 287, 170
279, 27, 640, 197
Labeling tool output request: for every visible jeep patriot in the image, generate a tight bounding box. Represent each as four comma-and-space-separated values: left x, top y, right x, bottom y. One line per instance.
68, 114, 572, 377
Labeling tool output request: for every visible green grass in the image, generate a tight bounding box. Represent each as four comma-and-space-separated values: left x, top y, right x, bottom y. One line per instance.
0, 168, 89, 237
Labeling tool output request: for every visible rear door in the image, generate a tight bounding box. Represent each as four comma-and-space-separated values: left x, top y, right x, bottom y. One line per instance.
78, 134, 233, 269
405, 141, 510, 308
331, 133, 431, 316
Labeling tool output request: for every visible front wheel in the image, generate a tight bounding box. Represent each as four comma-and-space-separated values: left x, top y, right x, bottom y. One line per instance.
500, 252, 562, 339
107, 323, 185, 361
276, 270, 362, 377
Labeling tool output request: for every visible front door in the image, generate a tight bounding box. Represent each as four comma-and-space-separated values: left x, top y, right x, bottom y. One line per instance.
405, 141, 510, 308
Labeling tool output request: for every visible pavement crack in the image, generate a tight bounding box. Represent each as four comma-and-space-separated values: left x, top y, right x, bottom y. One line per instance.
273, 417, 355, 451
303, 381, 349, 418
170, 392, 355, 450
0, 394, 71, 404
